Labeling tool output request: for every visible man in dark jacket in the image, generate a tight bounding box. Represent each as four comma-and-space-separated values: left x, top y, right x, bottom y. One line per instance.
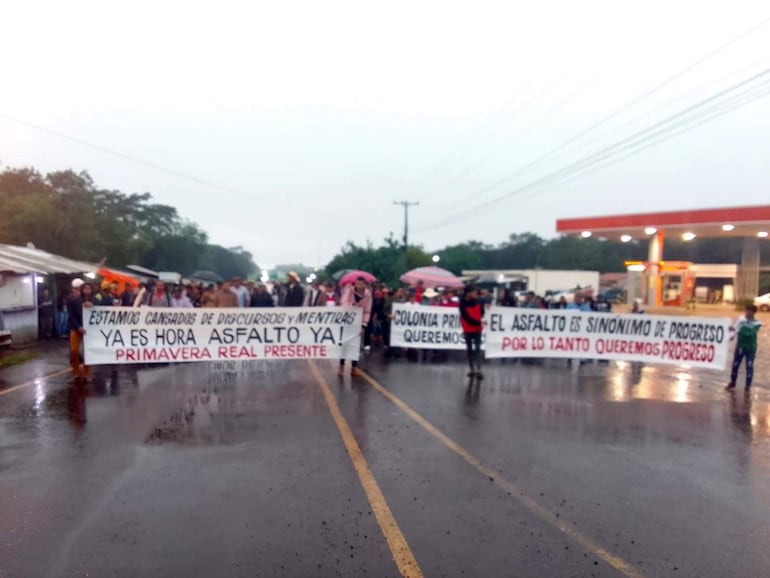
250, 284, 274, 307
120, 282, 135, 306
459, 285, 485, 378
284, 272, 305, 307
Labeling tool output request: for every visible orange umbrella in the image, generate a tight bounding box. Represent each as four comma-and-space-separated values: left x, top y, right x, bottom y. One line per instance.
98, 268, 141, 291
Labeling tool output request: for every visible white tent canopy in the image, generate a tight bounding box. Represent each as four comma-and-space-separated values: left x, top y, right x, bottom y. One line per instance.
0, 244, 98, 275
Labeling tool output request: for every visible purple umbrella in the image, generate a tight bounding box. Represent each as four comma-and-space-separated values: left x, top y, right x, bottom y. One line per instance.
339, 270, 378, 286
400, 266, 464, 289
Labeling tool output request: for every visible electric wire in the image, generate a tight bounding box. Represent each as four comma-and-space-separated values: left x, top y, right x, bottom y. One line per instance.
435, 13, 770, 208
414, 68, 770, 233
0, 112, 381, 224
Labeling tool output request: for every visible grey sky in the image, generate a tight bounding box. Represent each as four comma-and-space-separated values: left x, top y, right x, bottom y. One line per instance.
2, 0, 769, 273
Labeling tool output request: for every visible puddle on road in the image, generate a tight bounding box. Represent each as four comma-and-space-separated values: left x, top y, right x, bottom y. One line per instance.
140, 360, 304, 447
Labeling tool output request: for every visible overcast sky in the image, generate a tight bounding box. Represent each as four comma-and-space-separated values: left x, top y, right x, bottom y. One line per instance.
2, 1, 769, 272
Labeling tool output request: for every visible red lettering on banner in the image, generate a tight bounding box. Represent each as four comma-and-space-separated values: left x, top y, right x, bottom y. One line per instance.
549, 336, 590, 352
595, 339, 660, 356
661, 341, 715, 363
502, 337, 528, 351
112, 347, 213, 362
217, 346, 259, 359
263, 345, 328, 358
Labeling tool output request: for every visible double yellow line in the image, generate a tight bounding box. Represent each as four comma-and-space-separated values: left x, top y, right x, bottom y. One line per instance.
310, 360, 643, 578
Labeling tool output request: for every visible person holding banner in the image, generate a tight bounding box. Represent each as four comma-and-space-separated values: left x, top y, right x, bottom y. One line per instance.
338, 277, 372, 377
67, 279, 94, 383
726, 303, 762, 391
459, 285, 485, 378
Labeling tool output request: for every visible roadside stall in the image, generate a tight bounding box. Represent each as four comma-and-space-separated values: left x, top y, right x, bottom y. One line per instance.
0, 244, 98, 345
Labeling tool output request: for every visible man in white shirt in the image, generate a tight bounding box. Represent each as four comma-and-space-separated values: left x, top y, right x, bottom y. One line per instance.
304, 281, 322, 307
230, 277, 250, 308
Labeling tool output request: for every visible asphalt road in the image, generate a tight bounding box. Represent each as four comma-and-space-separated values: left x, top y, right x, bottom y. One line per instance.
2, 343, 770, 577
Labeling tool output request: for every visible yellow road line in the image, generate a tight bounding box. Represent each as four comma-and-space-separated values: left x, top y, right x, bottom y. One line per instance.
0, 368, 71, 397
308, 361, 423, 578
359, 369, 644, 578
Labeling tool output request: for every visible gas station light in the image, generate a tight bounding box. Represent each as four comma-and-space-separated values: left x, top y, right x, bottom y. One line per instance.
580, 231, 592, 238
682, 232, 696, 241
722, 224, 735, 231
644, 227, 657, 235
620, 235, 632, 243
758, 231, 769, 238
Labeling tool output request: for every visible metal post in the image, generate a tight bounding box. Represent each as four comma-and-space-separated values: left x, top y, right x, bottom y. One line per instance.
739, 237, 760, 300
647, 231, 664, 307
393, 201, 419, 270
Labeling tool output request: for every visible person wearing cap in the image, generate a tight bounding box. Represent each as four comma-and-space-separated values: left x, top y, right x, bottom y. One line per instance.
339, 277, 372, 378
67, 279, 94, 382
284, 272, 304, 307
423, 287, 439, 305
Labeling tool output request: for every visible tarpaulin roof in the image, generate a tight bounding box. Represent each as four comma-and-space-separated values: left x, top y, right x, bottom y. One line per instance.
0, 244, 98, 275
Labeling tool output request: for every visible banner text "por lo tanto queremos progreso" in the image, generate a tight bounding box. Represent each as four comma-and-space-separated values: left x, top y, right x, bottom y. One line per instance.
392, 305, 731, 370
83, 307, 364, 365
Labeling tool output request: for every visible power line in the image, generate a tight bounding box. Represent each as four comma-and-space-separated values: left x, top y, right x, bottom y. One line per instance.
0, 112, 381, 224
414, 67, 770, 233
436, 70, 606, 189
438, 13, 770, 209
411, 85, 532, 183
541, 53, 770, 168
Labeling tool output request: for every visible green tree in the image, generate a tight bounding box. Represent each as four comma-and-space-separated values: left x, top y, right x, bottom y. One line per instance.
436, 241, 489, 274
196, 244, 258, 280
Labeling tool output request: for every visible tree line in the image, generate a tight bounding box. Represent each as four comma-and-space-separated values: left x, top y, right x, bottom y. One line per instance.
324, 232, 761, 288
0, 167, 257, 279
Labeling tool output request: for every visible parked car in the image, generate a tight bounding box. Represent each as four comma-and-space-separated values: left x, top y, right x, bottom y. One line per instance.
545, 286, 595, 305
600, 287, 625, 304
754, 293, 770, 312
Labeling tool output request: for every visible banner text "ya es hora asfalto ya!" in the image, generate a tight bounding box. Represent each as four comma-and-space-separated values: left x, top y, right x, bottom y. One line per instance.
84, 307, 364, 365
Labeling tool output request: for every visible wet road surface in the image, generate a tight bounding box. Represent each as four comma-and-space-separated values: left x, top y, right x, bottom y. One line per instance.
2, 345, 770, 577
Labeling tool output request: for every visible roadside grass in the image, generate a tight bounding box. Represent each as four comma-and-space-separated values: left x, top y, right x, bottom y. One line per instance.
0, 351, 41, 368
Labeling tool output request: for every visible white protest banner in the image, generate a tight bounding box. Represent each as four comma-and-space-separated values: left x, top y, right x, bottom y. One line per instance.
83, 307, 363, 365
484, 307, 731, 369
390, 303, 468, 350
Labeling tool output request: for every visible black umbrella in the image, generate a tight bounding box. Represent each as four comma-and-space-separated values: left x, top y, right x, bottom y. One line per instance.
188, 270, 223, 283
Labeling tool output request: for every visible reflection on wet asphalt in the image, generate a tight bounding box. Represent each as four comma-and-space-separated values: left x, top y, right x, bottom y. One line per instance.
2, 346, 770, 577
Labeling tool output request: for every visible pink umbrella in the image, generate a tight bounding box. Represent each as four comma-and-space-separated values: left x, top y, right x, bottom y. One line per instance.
339, 270, 378, 286
400, 266, 464, 289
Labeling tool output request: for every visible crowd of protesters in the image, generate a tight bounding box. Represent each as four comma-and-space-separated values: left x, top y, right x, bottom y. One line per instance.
60, 270, 648, 382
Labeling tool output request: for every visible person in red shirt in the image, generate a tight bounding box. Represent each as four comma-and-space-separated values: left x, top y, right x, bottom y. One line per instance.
415, 280, 425, 304
459, 285, 485, 378
438, 289, 458, 307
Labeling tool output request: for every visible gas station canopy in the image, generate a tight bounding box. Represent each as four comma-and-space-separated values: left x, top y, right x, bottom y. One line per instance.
556, 205, 770, 306
556, 205, 770, 241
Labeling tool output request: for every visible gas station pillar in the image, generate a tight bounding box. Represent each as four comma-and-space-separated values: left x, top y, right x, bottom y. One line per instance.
738, 237, 760, 300
647, 231, 663, 307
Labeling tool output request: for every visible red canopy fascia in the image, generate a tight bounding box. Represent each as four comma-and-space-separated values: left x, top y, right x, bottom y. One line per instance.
557, 205, 770, 236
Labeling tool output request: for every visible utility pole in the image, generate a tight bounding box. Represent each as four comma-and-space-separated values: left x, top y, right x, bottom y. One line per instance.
394, 201, 419, 270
